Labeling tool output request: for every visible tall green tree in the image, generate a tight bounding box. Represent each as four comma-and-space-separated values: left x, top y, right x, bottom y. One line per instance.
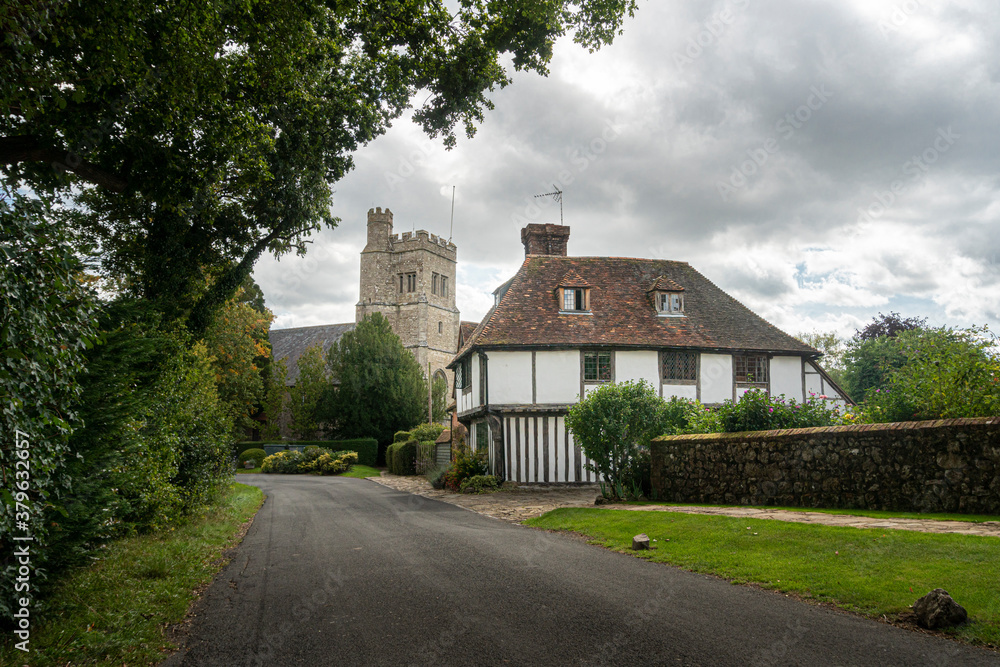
319, 313, 426, 451
2, 0, 638, 330
289, 344, 328, 439
842, 312, 929, 401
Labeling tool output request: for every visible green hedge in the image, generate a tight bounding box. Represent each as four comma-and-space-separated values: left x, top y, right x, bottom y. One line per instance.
235, 439, 377, 466
238, 448, 266, 468
388, 439, 417, 475
325, 438, 377, 467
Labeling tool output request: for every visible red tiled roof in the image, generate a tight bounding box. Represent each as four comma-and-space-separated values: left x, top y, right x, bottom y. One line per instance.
648, 276, 684, 292
451, 256, 817, 361
556, 270, 591, 288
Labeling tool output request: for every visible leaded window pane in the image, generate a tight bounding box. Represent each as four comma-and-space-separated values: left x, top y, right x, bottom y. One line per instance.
662, 351, 697, 381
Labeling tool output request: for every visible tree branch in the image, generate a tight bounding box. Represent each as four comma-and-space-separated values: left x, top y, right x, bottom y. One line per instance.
0, 135, 127, 193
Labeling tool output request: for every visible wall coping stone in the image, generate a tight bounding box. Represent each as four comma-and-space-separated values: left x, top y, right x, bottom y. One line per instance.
652, 416, 1000, 444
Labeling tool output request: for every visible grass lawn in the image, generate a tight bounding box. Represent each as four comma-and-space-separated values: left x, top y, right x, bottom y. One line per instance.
627, 500, 1000, 524
0, 483, 264, 666
525, 508, 1000, 647
236, 466, 261, 474
341, 464, 382, 479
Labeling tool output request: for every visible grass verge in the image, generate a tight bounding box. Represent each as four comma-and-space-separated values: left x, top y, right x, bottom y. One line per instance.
626, 500, 1000, 523
341, 464, 382, 479
525, 508, 1000, 647
235, 466, 261, 474
0, 482, 264, 666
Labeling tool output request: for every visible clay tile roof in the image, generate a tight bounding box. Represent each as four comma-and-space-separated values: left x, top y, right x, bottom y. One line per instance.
269, 323, 355, 385
435, 429, 451, 444
450, 256, 817, 362
648, 276, 684, 292
556, 270, 591, 288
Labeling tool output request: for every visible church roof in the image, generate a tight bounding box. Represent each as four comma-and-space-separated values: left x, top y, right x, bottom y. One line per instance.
451, 256, 817, 361
269, 323, 355, 385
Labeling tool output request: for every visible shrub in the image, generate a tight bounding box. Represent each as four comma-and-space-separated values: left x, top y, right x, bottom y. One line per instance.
239, 448, 266, 468
565, 380, 677, 499
297, 446, 333, 473
389, 439, 418, 475
409, 422, 445, 442
303, 444, 320, 452
426, 466, 448, 489
326, 438, 378, 466
393, 430, 412, 443
261, 450, 304, 474
311, 450, 358, 475
442, 444, 488, 492
460, 475, 500, 494
715, 389, 842, 433
385, 442, 398, 472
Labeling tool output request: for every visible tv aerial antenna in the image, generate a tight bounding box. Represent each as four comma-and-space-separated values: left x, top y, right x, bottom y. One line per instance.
534, 185, 563, 225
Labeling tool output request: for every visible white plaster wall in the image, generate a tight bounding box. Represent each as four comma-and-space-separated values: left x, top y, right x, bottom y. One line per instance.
615, 350, 659, 386
662, 384, 698, 400
488, 351, 533, 404
535, 350, 580, 403
804, 369, 825, 396
770, 356, 803, 401
700, 354, 732, 403
471, 352, 481, 406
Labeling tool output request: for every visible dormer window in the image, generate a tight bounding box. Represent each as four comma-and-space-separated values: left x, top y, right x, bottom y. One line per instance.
648, 276, 685, 317
556, 270, 591, 314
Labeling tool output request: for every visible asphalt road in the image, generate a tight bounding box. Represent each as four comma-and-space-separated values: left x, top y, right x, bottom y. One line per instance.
164, 475, 999, 666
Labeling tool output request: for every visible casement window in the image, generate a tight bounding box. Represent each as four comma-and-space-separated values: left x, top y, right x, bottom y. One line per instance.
475, 421, 489, 453
661, 350, 698, 382
561, 287, 589, 312
734, 353, 769, 385
455, 357, 472, 394
656, 291, 684, 315
398, 272, 417, 293
582, 351, 613, 383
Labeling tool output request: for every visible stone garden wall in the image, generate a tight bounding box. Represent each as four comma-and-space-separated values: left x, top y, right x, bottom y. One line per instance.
650, 418, 1000, 514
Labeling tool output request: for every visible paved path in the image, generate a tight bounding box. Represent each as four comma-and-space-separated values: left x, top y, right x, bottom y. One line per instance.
164, 475, 999, 666
371, 474, 1000, 537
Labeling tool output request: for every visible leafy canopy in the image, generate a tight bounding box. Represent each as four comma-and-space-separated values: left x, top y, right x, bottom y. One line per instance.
2, 0, 638, 330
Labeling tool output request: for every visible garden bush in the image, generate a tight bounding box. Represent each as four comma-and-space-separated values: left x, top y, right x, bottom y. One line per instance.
393, 430, 412, 443
261, 450, 305, 473
459, 475, 500, 494
409, 422, 445, 442
715, 389, 842, 433
325, 438, 378, 466
239, 448, 266, 468
388, 439, 418, 475
442, 444, 489, 492
565, 380, 678, 500
426, 466, 448, 489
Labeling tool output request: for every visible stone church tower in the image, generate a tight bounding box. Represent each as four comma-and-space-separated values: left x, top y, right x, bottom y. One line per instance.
356, 207, 460, 388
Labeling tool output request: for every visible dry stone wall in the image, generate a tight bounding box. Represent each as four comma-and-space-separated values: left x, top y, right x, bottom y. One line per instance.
650, 418, 1000, 514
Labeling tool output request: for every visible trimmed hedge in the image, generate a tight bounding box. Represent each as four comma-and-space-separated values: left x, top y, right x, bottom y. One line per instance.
388, 439, 417, 475
238, 448, 266, 468
235, 439, 377, 466
326, 438, 377, 467
393, 430, 411, 443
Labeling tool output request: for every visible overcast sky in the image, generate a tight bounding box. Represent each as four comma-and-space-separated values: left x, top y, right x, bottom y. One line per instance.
254, 0, 1000, 340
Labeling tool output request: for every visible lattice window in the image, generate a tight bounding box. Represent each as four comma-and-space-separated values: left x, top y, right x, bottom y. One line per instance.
661, 351, 697, 381
562, 287, 588, 311
734, 353, 769, 384
475, 421, 489, 453
583, 351, 612, 382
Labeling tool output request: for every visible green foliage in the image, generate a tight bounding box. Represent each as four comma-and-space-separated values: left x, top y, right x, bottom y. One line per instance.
387, 440, 418, 476
326, 438, 378, 467
859, 327, 1000, 422
565, 380, 676, 498
459, 475, 501, 494
296, 448, 358, 475
715, 390, 843, 433
261, 358, 288, 440
202, 286, 273, 435
289, 344, 327, 439
442, 444, 489, 492
855, 311, 927, 341
409, 422, 446, 442
431, 375, 449, 422
239, 449, 267, 468
842, 336, 908, 402
0, 192, 99, 623
4, 0, 639, 332
260, 450, 304, 474
394, 430, 413, 443
319, 314, 427, 449
426, 466, 449, 490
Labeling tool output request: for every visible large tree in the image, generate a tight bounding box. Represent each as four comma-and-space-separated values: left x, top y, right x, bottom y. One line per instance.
319, 313, 426, 451
2, 0, 638, 330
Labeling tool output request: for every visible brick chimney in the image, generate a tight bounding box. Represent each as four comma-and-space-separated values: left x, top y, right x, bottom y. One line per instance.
521, 223, 570, 256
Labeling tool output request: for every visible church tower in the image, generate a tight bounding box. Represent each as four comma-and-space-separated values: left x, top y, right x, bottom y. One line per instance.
356, 207, 460, 388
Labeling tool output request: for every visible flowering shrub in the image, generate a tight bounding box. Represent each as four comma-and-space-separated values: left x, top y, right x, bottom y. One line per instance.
261, 449, 304, 473
715, 389, 843, 433
262, 448, 358, 474
442, 443, 488, 491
